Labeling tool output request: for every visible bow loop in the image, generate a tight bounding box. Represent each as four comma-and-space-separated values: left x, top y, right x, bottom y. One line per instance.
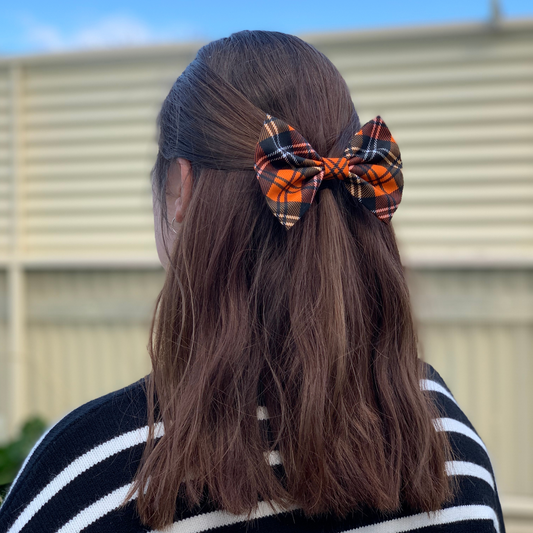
254, 114, 403, 229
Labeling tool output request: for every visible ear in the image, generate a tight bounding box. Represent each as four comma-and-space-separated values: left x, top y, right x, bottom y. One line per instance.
174, 158, 193, 223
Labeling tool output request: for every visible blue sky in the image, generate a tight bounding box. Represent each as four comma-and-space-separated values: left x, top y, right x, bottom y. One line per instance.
1, 0, 532, 56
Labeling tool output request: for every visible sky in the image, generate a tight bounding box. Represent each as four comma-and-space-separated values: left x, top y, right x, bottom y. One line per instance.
0, 0, 532, 56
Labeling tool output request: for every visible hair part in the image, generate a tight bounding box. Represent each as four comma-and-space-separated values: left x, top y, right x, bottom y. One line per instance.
125, 30, 454, 529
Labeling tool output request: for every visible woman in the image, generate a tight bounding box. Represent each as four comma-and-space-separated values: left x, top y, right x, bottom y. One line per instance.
0, 31, 505, 532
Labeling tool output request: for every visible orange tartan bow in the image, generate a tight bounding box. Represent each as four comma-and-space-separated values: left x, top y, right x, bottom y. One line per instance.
254, 115, 404, 229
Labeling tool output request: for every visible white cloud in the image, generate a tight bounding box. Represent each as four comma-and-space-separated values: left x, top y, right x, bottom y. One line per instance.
21, 14, 202, 52
24, 21, 66, 51
69, 16, 154, 48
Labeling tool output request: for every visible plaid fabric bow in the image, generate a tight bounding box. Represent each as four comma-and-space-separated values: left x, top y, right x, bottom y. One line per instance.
254, 114, 403, 229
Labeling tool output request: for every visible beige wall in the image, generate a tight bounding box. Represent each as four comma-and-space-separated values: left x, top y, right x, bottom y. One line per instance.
0, 18, 532, 529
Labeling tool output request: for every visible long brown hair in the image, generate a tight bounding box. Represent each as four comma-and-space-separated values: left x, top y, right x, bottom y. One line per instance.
126, 30, 453, 529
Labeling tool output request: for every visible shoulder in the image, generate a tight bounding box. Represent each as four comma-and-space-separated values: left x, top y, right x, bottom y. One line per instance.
420, 361, 494, 468
418, 362, 506, 533
0, 377, 152, 533
420, 362, 487, 442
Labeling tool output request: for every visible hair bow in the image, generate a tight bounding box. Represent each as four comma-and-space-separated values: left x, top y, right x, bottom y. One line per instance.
254, 114, 403, 229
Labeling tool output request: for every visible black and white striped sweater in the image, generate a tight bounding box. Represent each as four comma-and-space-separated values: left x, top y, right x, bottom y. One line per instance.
0, 364, 505, 533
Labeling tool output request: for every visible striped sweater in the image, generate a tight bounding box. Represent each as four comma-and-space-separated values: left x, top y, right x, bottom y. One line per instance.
0, 364, 505, 533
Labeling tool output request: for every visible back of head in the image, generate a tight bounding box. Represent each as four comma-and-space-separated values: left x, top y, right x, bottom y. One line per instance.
131, 30, 453, 529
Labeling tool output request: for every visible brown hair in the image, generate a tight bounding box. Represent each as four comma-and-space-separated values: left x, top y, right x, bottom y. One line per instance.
125, 30, 453, 529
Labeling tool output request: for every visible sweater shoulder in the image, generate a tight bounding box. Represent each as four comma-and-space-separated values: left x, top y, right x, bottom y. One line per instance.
420, 360, 455, 394
416, 361, 506, 532
0, 377, 150, 532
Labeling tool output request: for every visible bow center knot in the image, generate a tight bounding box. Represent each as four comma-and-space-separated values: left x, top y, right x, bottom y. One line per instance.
322, 157, 350, 181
